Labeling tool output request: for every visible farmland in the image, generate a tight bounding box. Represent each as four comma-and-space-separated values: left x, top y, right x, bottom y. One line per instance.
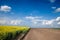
23, 28, 60, 40
0, 25, 29, 40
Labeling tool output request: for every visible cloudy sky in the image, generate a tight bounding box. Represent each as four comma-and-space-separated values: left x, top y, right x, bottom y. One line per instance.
0, 0, 60, 28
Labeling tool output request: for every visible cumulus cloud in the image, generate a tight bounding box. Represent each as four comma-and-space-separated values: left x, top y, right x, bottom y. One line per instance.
0, 20, 6, 24
0, 17, 23, 25
57, 22, 60, 24
25, 16, 42, 20
41, 17, 60, 28
25, 16, 55, 25
56, 17, 60, 21
50, 0, 56, 3
25, 16, 60, 28
54, 8, 60, 13
0, 5, 11, 12
25, 16, 45, 25
42, 20, 54, 25
25, 16, 42, 24
10, 20, 22, 25
0, 16, 60, 28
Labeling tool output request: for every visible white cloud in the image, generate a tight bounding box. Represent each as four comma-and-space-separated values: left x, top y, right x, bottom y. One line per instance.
50, 0, 56, 3
26, 16, 35, 20
0, 5, 11, 12
56, 17, 60, 25
25, 16, 60, 28
25, 16, 55, 25
52, 7, 56, 9
10, 20, 22, 25
0, 17, 23, 25
42, 20, 54, 25
32, 21, 37, 24
26, 16, 54, 25
57, 22, 60, 24
0, 20, 6, 24
0, 16, 60, 28
55, 8, 60, 13
56, 17, 60, 21
25, 16, 42, 24
25, 16, 42, 20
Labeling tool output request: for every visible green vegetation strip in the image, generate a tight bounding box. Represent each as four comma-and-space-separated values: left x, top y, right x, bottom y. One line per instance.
54, 28, 60, 30
20, 28, 31, 40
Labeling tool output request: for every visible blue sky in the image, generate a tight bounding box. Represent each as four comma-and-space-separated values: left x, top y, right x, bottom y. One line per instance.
0, 0, 60, 28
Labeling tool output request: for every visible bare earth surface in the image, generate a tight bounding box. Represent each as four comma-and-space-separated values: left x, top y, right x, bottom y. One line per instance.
23, 28, 60, 40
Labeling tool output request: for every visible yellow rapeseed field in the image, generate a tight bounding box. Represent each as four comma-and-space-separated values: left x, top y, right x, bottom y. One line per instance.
0, 25, 29, 40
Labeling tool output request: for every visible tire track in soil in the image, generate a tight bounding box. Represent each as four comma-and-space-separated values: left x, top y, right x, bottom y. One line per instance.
23, 28, 60, 40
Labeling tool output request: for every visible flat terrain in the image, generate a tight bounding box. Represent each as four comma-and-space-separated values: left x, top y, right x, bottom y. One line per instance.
23, 28, 60, 40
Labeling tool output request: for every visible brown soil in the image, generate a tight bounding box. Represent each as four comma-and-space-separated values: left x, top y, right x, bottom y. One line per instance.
23, 28, 60, 40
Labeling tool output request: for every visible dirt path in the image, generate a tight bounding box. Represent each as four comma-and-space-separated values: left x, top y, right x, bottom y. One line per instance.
23, 28, 60, 40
